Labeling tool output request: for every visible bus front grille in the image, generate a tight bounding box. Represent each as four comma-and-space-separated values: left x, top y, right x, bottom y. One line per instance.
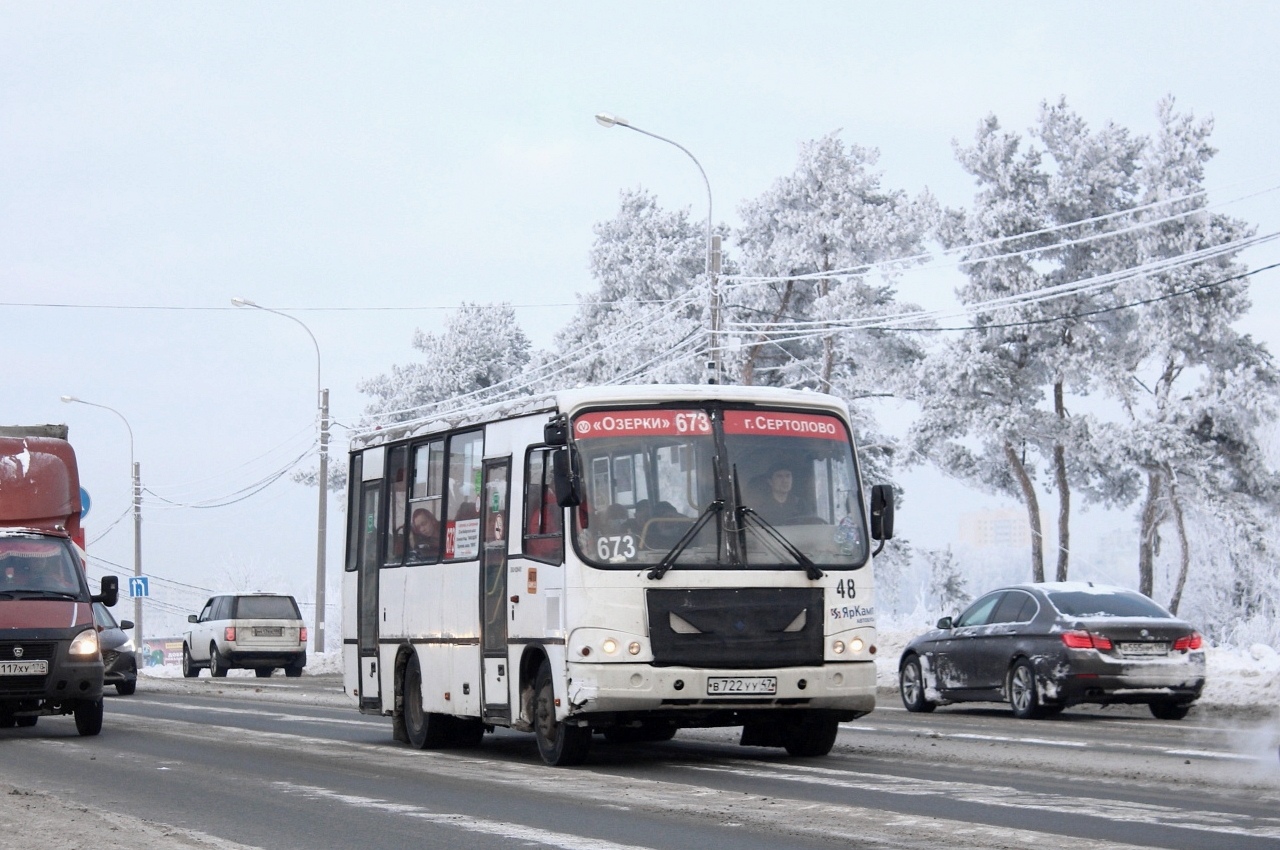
646, 587, 823, 669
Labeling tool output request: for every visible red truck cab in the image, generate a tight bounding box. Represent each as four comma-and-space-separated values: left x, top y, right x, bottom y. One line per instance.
0, 425, 119, 736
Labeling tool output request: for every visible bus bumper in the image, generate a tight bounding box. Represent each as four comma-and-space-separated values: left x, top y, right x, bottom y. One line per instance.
564, 660, 876, 716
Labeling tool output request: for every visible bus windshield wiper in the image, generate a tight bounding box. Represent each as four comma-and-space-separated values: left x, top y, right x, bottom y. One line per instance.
738, 507, 824, 580
647, 500, 724, 581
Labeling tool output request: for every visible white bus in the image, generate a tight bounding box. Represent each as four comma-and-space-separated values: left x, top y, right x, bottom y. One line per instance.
342, 384, 893, 766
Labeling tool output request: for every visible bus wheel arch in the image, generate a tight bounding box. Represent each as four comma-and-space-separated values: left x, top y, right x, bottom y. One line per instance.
515, 646, 549, 732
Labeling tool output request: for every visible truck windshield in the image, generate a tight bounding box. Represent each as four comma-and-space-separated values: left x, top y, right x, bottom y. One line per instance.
0, 536, 88, 598
571, 407, 868, 571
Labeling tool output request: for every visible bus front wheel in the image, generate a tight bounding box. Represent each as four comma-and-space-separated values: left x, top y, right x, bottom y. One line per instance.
533, 660, 590, 767
783, 714, 839, 757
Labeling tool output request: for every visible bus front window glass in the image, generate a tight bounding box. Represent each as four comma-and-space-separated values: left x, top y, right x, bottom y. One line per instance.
723, 410, 867, 568
571, 409, 717, 568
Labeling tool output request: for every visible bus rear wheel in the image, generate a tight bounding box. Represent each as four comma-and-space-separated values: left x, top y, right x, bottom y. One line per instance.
403, 654, 452, 749
533, 660, 590, 766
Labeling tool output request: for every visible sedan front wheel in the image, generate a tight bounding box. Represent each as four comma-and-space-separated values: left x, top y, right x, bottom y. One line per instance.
899, 656, 936, 713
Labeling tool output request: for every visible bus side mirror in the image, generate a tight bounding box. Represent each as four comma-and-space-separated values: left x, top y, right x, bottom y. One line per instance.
543, 417, 569, 447
551, 447, 582, 507
870, 483, 895, 541
94, 575, 119, 608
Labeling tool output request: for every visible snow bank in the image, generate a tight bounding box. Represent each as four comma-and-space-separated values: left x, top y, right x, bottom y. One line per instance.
140, 650, 343, 679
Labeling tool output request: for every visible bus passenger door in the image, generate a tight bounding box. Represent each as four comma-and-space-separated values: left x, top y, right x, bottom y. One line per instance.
480, 457, 511, 722
357, 478, 383, 709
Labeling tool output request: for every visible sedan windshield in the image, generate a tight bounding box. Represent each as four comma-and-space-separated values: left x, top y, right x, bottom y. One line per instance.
571, 406, 868, 571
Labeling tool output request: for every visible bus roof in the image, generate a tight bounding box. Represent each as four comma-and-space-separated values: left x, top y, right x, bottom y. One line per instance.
350, 384, 853, 450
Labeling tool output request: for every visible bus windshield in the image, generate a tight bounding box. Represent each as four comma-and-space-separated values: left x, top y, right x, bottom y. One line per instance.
571, 407, 868, 571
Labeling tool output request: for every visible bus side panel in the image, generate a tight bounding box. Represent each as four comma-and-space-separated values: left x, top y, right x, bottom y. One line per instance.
342, 568, 359, 704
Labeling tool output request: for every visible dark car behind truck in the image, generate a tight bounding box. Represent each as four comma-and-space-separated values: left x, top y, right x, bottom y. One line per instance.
0, 425, 119, 735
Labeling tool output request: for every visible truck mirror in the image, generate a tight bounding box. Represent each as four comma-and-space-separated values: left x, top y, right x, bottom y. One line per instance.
551, 447, 581, 507
94, 574, 119, 607
870, 484, 895, 541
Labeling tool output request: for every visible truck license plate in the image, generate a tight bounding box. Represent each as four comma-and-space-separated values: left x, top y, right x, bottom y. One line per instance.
707, 676, 777, 695
0, 661, 48, 676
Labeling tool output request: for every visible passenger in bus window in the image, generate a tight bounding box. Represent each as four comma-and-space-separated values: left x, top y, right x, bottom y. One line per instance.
409, 508, 440, 560
755, 461, 804, 524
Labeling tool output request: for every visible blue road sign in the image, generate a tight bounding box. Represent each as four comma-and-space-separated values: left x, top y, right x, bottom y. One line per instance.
79, 487, 91, 518
129, 576, 150, 598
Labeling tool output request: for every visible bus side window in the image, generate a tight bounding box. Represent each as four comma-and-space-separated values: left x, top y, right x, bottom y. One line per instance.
524, 448, 564, 565
383, 446, 409, 567
406, 440, 444, 565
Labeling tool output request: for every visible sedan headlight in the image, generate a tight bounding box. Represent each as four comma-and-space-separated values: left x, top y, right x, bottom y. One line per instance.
68, 628, 100, 658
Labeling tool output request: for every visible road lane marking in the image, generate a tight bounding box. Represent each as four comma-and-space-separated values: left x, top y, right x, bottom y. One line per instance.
947, 732, 1087, 748
682, 762, 1280, 841
275, 782, 664, 850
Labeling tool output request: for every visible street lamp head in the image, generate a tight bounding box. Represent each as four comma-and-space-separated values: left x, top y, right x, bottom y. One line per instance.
60, 395, 78, 404
231, 297, 257, 308
595, 112, 629, 129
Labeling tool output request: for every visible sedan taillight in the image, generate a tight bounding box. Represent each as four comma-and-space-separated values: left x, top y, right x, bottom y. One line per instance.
225, 627, 237, 642
300, 626, 308, 644
1173, 632, 1203, 651
1061, 630, 1113, 650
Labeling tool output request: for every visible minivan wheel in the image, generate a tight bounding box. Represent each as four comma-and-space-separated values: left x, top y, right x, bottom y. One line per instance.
74, 699, 103, 736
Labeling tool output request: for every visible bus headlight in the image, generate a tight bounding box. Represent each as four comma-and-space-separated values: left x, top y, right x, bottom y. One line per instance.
601, 638, 618, 655
628, 641, 641, 656
69, 628, 100, 658
832, 640, 845, 654
849, 638, 865, 653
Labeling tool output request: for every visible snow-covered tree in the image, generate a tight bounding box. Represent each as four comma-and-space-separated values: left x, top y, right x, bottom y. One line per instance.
358, 302, 532, 424
1104, 98, 1280, 603
730, 133, 935, 487
550, 190, 713, 387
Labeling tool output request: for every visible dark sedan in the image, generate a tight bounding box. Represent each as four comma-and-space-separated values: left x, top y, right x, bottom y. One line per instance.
92, 602, 137, 696
898, 582, 1205, 720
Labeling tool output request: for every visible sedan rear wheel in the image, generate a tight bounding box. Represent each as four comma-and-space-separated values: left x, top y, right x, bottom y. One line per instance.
1149, 700, 1192, 720
899, 656, 936, 713
1008, 658, 1045, 719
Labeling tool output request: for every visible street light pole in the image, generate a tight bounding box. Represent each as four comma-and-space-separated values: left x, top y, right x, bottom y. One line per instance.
595, 112, 723, 382
232, 297, 328, 654
60, 396, 143, 652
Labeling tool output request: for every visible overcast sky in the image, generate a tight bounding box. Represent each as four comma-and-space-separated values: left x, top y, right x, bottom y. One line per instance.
5, 3, 1278, 640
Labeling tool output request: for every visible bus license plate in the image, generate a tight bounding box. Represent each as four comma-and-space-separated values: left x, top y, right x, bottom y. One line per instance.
0, 661, 48, 676
707, 676, 777, 695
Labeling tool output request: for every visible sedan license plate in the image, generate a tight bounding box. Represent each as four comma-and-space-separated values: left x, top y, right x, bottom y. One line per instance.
1120, 642, 1169, 657
0, 660, 48, 676
254, 627, 284, 637
707, 676, 777, 696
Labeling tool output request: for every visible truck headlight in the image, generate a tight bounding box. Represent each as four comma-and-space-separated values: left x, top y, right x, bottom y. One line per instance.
69, 628, 100, 658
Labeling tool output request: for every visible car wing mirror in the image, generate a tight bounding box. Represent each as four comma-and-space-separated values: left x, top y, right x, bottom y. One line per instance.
92, 575, 119, 608
188, 614, 199, 623
120, 620, 134, 630
936, 616, 953, 630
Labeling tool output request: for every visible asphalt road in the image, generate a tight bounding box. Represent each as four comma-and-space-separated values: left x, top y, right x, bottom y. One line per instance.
1, 675, 1278, 850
